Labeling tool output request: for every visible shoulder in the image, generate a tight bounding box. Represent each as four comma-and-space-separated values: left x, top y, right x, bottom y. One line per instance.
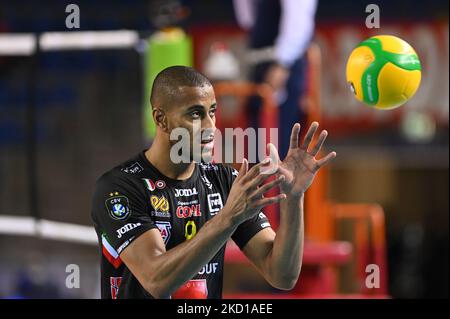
94, 155, 148, 196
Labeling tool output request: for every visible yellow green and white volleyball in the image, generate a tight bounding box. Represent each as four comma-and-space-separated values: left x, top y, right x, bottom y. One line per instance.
346, 35, 422, 110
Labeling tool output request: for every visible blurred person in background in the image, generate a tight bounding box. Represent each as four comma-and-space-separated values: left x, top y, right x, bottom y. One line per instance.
234, 0, 318, 159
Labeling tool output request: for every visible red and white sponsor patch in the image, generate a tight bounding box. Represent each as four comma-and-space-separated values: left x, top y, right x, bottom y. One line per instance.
176, 204, 202, 218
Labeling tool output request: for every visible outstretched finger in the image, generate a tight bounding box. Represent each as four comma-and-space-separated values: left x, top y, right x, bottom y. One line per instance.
242, 143, 281, 185
235, 158, 248, 182
310, 130, 328, 156
289, 123, 301, 149
250, 175, 285, 198
316, 151, 337, 169
246, 165, 280, 189
301, 121, 319, 150
253, 193, 287, 208
240, 157, 271, 184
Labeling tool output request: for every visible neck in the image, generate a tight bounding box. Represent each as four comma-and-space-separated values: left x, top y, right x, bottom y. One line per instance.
145, 137, 196, 180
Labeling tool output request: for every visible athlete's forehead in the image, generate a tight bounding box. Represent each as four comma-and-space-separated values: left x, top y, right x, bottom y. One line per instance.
171, 85, 216, 111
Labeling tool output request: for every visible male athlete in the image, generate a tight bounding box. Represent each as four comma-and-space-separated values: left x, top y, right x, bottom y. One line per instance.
91, 66, 336, 299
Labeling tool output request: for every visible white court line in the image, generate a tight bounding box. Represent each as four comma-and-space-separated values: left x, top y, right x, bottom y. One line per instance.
0, 34, 36, 55
40, 30, 139, 51
0, 30, 140, 55
0, 215, 97, 245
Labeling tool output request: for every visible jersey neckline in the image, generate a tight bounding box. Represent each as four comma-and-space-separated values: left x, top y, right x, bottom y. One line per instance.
138, 150, 200, 186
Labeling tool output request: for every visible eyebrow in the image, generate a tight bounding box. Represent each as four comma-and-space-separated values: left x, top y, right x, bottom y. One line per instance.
185, 103, 217, 112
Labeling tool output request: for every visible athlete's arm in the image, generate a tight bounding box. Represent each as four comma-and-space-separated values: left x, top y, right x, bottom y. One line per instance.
241, 122, 336, 290
120, 159, 286, 298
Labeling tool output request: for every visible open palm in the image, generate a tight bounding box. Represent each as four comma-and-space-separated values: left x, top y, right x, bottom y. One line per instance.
269, 122, 336, 197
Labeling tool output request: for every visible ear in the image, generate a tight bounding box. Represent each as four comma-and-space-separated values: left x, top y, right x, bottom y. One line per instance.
152, 108, 168, 132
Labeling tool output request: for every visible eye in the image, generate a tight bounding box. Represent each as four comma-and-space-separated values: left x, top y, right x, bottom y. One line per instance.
190, 111, 201, 119
209, 108, 216, 117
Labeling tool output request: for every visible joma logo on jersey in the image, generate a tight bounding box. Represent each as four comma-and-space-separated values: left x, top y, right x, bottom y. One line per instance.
116, 222, 141, 239
150, 195, 169, 211
174, 188, 198, 197
176, 204, 201, 218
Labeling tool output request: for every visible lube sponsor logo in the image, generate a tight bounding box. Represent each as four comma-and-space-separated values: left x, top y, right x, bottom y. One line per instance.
175, 188, 198, 197
116, 222, 141, 239
176, 204, 201, 218
198, 262, 219, 275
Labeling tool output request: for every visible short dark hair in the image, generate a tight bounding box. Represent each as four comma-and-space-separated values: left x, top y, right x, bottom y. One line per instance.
150, 65, 212, 109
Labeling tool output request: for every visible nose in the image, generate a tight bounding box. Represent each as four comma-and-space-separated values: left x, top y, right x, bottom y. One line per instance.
202, 113, 215, 131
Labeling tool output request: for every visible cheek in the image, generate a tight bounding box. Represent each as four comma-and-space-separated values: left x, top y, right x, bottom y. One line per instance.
168, 116, 186, 130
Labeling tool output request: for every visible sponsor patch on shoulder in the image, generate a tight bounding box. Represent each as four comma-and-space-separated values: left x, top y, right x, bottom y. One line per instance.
105, 194, 131, 220
121, 162, 144, 174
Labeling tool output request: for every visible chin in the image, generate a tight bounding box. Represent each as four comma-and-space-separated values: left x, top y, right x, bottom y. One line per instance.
200, 149, 214, 163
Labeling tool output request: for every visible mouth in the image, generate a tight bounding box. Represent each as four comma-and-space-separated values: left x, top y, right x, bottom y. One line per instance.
200, 137, 214, 148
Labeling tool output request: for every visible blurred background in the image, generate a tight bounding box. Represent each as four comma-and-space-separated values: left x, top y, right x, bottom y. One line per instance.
0, 0, 448, 298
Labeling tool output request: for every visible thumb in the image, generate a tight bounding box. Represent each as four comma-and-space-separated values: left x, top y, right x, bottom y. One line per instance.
259, 144, 280, 175
267, 143, 281, 164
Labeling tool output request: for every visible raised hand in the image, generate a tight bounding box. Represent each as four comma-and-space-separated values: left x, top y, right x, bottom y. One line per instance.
223, 158, 287, 224
269, 122, 336, 198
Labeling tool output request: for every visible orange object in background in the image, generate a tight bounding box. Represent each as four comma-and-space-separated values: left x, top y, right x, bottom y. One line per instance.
213, 81, 280, 229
